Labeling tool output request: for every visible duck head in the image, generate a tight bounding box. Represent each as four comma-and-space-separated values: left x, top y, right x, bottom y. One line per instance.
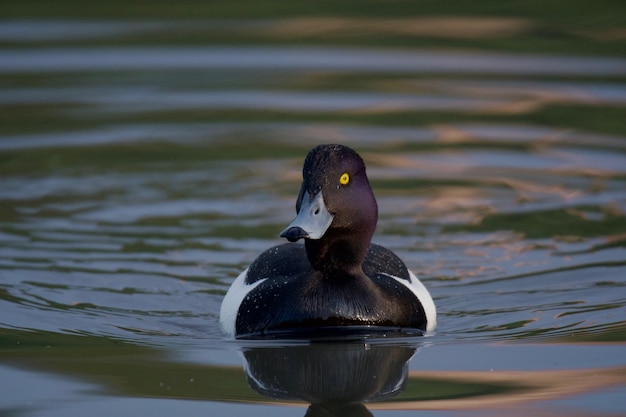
280, 144, 378, 272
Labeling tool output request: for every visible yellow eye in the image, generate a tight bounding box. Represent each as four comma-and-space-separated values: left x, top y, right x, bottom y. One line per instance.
339, 173, 350, 185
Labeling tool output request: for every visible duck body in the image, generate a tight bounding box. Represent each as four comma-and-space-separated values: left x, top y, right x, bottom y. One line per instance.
220, 144, 436, 339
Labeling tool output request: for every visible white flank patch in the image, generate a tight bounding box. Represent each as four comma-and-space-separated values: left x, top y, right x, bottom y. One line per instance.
384, 270, 437, 332
219, 268, 267, 338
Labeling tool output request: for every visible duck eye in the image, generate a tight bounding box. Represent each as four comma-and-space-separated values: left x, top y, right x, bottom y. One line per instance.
339, 173, 350, 185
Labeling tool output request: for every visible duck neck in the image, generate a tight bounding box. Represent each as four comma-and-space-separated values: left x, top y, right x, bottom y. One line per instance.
305, 230, 371, 275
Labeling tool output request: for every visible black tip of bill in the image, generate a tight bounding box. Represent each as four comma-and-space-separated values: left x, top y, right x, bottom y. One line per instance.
280, 226, 309, 242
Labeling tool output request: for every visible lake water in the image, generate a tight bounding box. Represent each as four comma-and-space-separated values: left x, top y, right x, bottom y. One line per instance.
1, 13, 626, 417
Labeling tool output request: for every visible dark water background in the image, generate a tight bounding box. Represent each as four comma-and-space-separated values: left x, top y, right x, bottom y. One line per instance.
1, 2, 625, 416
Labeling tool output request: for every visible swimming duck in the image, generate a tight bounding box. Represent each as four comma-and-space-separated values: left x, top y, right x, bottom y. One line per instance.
220, 144, 436, 338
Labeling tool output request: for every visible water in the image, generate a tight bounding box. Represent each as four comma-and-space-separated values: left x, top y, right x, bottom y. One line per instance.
1, 9, 626, 417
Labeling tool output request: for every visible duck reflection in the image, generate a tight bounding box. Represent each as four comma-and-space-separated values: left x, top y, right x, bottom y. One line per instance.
242, 342, 417, 417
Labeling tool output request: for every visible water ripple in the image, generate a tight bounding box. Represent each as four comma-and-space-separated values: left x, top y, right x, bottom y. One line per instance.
2, 47, 626, 75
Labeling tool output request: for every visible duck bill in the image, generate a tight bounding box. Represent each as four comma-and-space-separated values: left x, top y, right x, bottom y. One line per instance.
280, 191, 334, 242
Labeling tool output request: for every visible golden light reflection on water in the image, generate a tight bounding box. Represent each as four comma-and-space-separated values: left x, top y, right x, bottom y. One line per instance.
380, 365, 626, 411
261, 17, 534, 39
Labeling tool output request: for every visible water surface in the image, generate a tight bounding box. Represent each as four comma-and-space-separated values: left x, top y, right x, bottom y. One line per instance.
1, 11, 626, 417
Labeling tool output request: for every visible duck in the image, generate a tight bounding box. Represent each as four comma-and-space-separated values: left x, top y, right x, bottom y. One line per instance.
220, 144, 437, 338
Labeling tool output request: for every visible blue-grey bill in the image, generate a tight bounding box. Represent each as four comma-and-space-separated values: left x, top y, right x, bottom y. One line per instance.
279, 191, 334, 240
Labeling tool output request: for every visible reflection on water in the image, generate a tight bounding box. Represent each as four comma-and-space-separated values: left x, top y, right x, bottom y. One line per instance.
1, 7, 626, 417
243, 342, 415, 411
2, 331, 625, 416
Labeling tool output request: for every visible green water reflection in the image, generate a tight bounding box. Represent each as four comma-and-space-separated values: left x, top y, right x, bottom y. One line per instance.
3, 0, 625, 57
3, 329, 625, 415
0, 330, 549, 406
